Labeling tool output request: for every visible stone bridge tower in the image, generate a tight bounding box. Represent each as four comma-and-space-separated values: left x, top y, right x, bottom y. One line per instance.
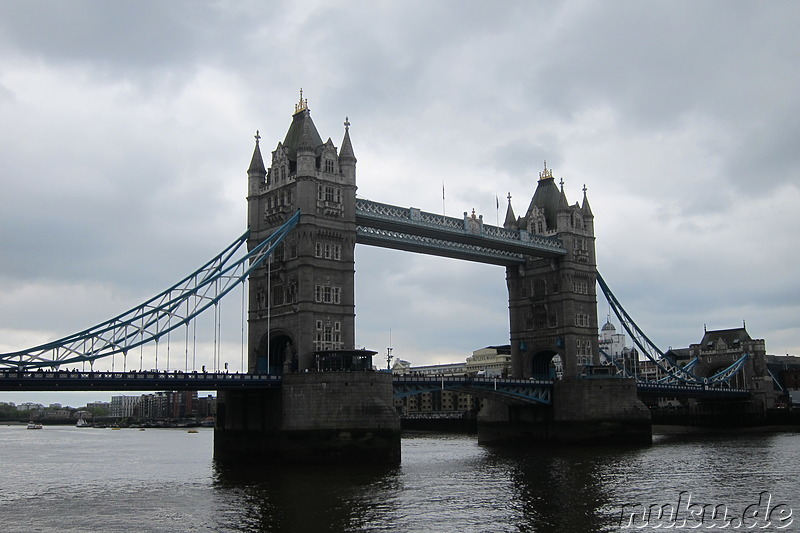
217, 94, 399, 465
482, 166, 649, 445
246, 92, 357, 373
504, 163, 599, 379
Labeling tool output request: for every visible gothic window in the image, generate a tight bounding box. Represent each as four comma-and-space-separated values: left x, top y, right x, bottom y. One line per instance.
286, 278, 298, 304
314, 319, 343, 351
532, 279, 546, 299
315, 241, 342, 260
574, 313, 590, 327
314, 282, 342, 304
324, 159, 334, 173
272, 285, 284, 306
533, 306, 547, 329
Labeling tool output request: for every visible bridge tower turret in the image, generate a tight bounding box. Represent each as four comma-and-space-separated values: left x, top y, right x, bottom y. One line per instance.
246, 91, 358, 374
507, 162, 599, 379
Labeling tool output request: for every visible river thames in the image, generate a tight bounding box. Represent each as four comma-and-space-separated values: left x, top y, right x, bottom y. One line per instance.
0, 425, 797, 532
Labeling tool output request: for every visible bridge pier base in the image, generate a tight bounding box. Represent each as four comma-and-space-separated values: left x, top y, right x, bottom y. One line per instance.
477, 377, 651, 446
214, 372, 401, 465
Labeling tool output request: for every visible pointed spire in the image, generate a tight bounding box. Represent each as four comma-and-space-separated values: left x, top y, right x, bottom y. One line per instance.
297, 119, 318, 152
558, 179, 569, 211
503, 192, 517, 229
581, 183, 594, 217
339, 116, 357, 164
248, 130, 266, 176
283, 91, 323, 158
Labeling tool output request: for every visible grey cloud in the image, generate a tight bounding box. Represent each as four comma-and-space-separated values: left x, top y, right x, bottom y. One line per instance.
2, 1, 799, 385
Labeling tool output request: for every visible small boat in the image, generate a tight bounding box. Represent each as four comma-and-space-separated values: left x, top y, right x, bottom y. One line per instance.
26, 421, 43, 430
76, 416, 92, 428
187, 429, 199, 434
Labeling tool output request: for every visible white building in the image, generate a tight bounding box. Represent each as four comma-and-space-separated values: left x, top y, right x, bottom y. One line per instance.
466, 345, 511, 377
599, 317, 627, 357
109, 395, 139, 418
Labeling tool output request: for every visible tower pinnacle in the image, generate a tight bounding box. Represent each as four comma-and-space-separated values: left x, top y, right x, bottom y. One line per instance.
294, 88, 308, 114
539, 160, 554, 181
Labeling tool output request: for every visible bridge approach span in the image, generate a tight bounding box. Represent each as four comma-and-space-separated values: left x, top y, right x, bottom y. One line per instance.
0, 370, 281, 392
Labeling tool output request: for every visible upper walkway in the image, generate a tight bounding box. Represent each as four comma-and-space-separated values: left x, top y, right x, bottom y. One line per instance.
355, 199, 566, 265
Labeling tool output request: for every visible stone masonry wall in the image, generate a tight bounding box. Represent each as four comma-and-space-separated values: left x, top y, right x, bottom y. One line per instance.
281, 372, 399, 432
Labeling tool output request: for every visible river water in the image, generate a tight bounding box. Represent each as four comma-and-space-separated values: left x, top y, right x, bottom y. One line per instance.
0, 425, 797, 532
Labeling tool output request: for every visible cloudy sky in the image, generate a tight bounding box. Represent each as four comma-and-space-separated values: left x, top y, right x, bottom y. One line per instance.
1, 1, 798, 406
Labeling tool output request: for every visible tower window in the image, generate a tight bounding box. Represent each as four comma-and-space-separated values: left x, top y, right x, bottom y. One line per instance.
314, 283, 342, 304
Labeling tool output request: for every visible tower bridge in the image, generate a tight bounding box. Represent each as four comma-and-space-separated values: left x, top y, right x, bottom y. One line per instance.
0, 93, 772, 463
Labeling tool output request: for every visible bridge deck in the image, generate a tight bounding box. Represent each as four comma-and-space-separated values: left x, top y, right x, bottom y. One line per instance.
0, 371, 281, 391
0, 371, 751, 401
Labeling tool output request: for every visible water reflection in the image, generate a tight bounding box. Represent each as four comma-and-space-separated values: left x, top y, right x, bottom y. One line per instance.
213, 460, 401, 532
211, 435, 637, 532
486, 445, 638, 532
209, 432, 800, 532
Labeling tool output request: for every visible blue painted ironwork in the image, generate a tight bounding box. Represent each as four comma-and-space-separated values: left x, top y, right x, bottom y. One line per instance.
599, 349, 701, 382
392, 375, 553, 405
636, 381, 750, 398
0, 369, 282, 391
356, 226, 528, 265
355, 199, 566, 264
597, 271, 747, 387
0, 211, 301, 371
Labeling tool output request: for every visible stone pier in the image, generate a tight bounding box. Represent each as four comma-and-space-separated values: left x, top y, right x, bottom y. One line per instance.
215, 371, 400, 464
477, 377, 651, 445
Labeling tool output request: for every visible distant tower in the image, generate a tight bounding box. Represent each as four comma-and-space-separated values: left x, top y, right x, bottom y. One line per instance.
506, 162, 598, 378
246, 91, 357, 373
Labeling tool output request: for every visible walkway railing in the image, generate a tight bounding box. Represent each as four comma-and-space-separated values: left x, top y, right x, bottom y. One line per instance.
0, 370, 282, 391
355, 199, 565, 264
392, 374, 554, 405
